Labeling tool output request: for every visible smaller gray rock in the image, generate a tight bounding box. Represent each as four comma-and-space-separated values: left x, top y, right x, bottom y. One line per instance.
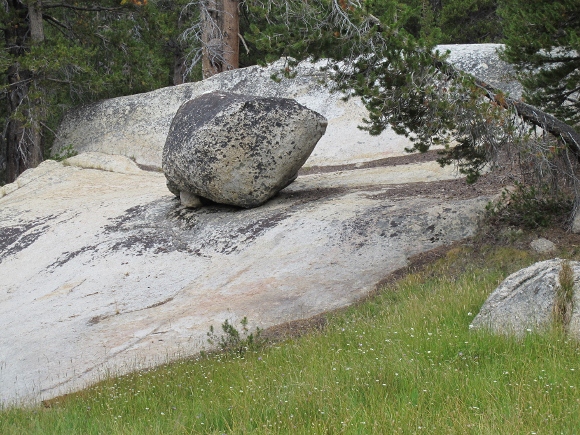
530, 237, 556, 254
180, 191, 202, 208
163, 91, 327, 208
471, 259, 580, 337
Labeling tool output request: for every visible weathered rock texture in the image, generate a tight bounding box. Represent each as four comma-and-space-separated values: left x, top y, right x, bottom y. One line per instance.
53, 45, 517, 170
65, 152, 143, 175
438, 44, 521, 99
530, 238, 557, 254
1, 43, 517, 406
0, 152, 496, 406
471, 259, 580, 336
162, 91, 327, 208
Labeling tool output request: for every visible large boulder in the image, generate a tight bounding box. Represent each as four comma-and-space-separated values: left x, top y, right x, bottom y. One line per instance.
162, 91, 327, 208
471, 259, 580, 337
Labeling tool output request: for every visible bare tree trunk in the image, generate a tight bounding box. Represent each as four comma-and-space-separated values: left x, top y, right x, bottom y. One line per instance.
6, 65, 42, 182
222, 0, 239, 71
201, 0, 239, 79
201, 0, 221, 78
27, 1, 45, 169
435, 58, 580, 157
29, 1, 45, 43
173, 54, 187, 85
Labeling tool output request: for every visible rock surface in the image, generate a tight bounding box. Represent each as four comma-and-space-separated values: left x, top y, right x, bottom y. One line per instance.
65, 152, 143, 175
2, 43, 517, 406
162, 91, 327, 208
0, 152, 497, 406
471, 259, 580, 336
53, 45, 517, 170
438, 44, 521, 99
530, 237, 557, 254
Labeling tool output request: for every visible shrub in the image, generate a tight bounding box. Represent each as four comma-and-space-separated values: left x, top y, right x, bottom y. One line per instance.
484, 182, 573, 229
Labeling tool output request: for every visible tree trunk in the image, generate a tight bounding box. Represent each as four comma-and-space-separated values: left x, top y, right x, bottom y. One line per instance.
201, 0, 239, 79
3, 1, 45, 183
173, 53, 187, 85
6, 65, 43, 182
222, 0, 239, 71
29, 1, 45, 43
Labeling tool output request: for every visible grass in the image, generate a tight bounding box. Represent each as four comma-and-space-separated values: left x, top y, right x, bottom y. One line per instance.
3, 244, 580, 434
555, 260, 575, 330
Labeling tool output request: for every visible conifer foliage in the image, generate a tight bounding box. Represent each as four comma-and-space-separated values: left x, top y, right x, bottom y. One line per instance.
499, 0, 580, 128
0, 0, 188, 185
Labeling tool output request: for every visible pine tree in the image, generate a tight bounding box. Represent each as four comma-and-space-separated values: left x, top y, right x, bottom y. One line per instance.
0, 0, 189, 185
439, 0, 501, 43
499, 0, 580, 127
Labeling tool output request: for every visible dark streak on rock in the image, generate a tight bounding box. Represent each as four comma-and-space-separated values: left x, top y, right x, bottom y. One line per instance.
361, 173, 507, 202
103, 205, 148, 233
143, 296, 174, 310
48, 245, 98, 270
109, 231, 192, 256
87, 315, 108, 326
277, 186, 348, 203
0, 214, 60, 264
99, 199, 292, 257
87, 297, 176, 327
240, 214, 286, 238
299, 149, 441, 175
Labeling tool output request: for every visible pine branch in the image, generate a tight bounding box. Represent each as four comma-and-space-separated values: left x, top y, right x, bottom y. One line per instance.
433, 57, 580, 158
43, 14, 72, 37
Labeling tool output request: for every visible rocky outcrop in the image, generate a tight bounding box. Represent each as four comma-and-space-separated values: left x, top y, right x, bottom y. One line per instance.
53, 58, 379, 170
471, 259, 580, 336
0, 152, 498, 406
162, 91, 327, 208
1, 43, 517, 406
52, 45, 517, 170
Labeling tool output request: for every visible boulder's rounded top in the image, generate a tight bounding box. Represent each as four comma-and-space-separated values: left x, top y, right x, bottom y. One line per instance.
163, 91, 327, 208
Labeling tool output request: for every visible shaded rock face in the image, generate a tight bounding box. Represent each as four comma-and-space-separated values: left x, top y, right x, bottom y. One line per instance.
471, 259, 580, 337
163, 91, 327, 208
572, 213, 580, 234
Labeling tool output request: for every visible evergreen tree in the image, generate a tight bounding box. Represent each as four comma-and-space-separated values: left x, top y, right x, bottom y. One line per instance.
499, 0, 580, 127
379, 0, 502, 44
439, 0, 501, 43
0, 0, 190, 185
